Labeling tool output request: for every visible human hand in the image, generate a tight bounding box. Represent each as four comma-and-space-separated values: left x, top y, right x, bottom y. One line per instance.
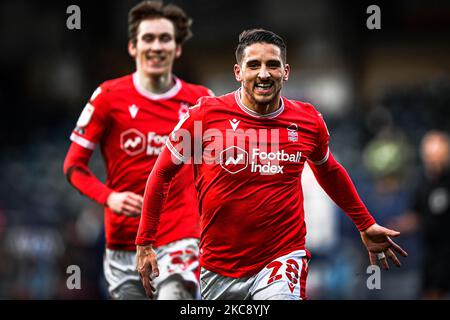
106, 191, 143, 217
360, 223, 408, 270
136, 244, 160, 299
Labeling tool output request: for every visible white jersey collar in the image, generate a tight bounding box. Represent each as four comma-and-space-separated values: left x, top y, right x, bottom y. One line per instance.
133, 72, 182, 100
234, 89, 284, 119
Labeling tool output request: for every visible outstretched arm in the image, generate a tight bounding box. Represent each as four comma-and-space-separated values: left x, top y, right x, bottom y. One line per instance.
308, 152, 408, 269
135, 146, 184, 298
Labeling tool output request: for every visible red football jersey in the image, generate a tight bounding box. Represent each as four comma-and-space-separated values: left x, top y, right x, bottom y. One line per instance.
70, 72, 212, 250
159, 90, 373, 277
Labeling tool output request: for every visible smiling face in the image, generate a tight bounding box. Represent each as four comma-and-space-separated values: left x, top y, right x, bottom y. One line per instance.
128, 18, 181, 77
234, 42, 290, 110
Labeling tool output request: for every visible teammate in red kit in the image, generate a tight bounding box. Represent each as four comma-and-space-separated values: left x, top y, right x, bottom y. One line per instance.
136, 29, 408, 300
63, 1, 212, 299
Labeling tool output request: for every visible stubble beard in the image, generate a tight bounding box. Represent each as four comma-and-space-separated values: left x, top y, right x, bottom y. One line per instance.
243, 82, 282, 110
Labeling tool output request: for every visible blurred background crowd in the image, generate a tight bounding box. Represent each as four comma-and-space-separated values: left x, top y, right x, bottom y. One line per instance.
0, 0, 449, 299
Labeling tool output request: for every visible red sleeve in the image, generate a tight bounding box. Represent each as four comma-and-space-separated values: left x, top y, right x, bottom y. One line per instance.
136, 146, 184, 245
63, 85, 113, 205
70, 85, 109, 151
63, 143, 113, 205
308, 151, 376, 232
166, 99, 205, 164
136, 101, 204, 245
309, 111, 330, 164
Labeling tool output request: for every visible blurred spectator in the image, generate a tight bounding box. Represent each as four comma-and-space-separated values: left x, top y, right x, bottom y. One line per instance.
392, 131, 450, 299
349, 131, 420, 299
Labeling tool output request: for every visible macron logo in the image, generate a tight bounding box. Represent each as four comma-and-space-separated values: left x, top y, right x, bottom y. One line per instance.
124, 137, 142, 149
129, 104, 139, 119
229, 119, 240, 131
225, 154, 244, 165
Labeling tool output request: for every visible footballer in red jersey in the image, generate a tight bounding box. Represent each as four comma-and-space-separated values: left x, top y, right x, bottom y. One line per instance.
136, 29, 408, 300
64, 1, 212, 299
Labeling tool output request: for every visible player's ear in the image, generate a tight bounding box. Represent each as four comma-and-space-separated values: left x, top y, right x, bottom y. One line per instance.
234, 64, 242, 82
283, 63, 290, 81
175, 45, 182, 59
128, 40, 137, 58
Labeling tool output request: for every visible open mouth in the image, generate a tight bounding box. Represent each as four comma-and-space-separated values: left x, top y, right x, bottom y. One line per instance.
254, 82, 274, 94
145, 54, 166, 64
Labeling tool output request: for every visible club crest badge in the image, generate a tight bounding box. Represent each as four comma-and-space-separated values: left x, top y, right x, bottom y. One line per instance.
287, 123, 298, 142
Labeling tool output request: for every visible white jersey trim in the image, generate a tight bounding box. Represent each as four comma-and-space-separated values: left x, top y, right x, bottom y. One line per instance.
133, 72, 182, 100
234, 89, 285, 119
70, 133, 96, 150
310, 148, 330, 165
166, 140, 187, 163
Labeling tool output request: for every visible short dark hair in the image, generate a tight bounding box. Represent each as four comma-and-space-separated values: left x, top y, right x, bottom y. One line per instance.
235, 29, 287, 65
128, 1, 193, 45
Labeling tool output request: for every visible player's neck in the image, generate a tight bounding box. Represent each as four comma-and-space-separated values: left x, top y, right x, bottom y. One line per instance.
240, 89, 281, 115
137, 70, 175, 94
